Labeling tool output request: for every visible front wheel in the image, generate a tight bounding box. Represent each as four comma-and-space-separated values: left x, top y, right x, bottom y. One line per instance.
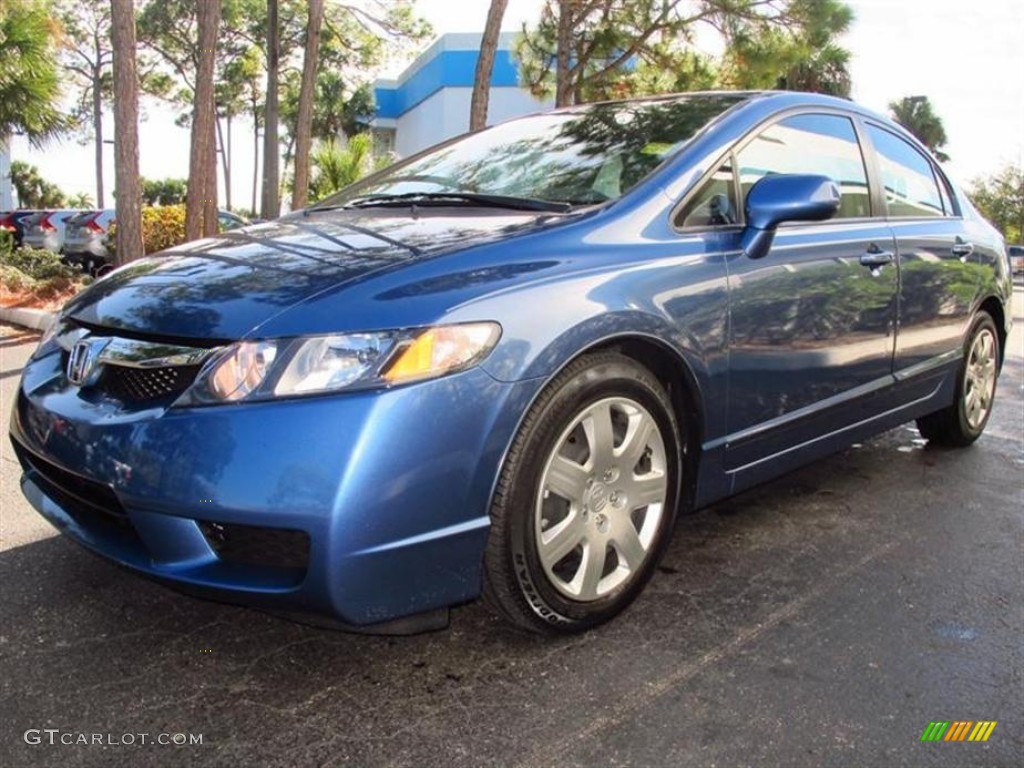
916, 311, 1000, 447
483, 352, 681, 634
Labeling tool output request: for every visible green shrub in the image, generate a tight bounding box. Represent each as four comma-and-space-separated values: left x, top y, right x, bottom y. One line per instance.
0, 264, 35, 293
0, 247, 91, 305
0, 230, 12, 258
142, 204, 188, 254
109, 204, 190, 261
1, 246, 84, 281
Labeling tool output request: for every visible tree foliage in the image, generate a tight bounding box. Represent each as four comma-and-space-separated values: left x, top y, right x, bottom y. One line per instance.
54, 0, 113, 207
721, 0, 853, 96
970, 165, 1024, 243
0, 0, 69, 145
141, 177, 187, 206
889, 96, 950, 162
518, 0, 854, 105
9, 160, 66, 207
308, 134, 375, 203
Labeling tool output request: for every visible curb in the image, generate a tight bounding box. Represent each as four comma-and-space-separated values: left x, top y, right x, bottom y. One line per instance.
0, 307, 56, 332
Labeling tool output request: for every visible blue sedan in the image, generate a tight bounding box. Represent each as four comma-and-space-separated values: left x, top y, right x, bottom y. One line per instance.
10, 91, 1012, 634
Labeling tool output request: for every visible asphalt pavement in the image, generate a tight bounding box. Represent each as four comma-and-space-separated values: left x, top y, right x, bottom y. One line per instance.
1, 290, 1021, 768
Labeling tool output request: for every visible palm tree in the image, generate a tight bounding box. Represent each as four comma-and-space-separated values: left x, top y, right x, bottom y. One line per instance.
66, 192, 95, 208
308, 135, 373, 203
291, 0, 325, 211
470, 0, 509, 131
889, 96, 950, 162
0, 0, 68, 146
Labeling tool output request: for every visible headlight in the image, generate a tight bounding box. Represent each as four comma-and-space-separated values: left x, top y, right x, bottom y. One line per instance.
177, 322, 500, 405
30, 316, 66, 360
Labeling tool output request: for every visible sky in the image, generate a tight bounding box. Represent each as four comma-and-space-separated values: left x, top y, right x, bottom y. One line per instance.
9, 0, 1024, 209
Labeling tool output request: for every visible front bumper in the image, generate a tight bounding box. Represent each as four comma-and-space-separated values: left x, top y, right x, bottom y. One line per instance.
10, 348, 539, 626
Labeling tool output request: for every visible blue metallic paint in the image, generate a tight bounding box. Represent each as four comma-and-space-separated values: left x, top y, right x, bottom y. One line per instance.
10, 92, 1012, 627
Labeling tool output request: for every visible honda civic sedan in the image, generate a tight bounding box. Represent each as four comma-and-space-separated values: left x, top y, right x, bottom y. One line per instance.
10, 91, 1012, 634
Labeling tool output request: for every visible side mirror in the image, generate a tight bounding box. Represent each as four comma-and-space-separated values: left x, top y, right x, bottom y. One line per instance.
741, 174, 841, 260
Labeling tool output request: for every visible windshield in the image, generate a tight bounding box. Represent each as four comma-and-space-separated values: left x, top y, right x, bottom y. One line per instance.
318, 93, 749, 208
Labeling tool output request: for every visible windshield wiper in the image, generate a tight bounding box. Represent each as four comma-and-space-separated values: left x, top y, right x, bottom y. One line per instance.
310, 192, 573, 214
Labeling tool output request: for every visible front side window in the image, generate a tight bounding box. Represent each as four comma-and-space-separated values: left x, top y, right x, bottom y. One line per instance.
736, 113, 872, 220
866, 125, 945, 218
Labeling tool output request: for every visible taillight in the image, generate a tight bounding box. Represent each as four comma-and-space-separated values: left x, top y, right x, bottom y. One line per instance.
85, 216, 104, 234
0, 215, 14, 232
40, 214, 56, 232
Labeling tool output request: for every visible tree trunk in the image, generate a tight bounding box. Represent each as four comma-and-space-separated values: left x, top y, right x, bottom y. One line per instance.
262, 0, 281, 219
555, 0, 574, 107
470, 0, 509, 132
92, 64, 105, 208
187, 1, 221, 240
109, 0, 141, 265
291, 0, 325, 211
216, 115, 231, 211
252, 109, 260, 216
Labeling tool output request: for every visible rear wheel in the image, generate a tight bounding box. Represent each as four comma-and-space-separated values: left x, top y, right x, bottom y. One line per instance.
916, 311, 1000, 447
483, 352, 681, 634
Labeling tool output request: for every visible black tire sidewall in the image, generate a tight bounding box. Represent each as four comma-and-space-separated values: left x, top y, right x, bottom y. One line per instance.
503, 357, 680, 631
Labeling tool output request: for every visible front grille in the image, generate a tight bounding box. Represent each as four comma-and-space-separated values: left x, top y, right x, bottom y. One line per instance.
12, 441, 136, 538
199, 521, 310, 571
96, 364, 201, 404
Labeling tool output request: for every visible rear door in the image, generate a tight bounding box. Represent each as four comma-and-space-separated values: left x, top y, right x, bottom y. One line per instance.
862, 124, 981, 382
719, 112, 900, 469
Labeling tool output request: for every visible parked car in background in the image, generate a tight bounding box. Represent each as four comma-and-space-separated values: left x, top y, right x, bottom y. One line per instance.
10, 92, 1012, 635
62, 209, 116, 273
218, 210, 249, 231
0, 210, 41, 248
1009, 244, 1024, 275
21, 210, 83, 253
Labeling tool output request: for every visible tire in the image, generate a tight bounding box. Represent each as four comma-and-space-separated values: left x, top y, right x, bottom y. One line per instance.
916, 311, 1000, 447
483, 352, 681, 634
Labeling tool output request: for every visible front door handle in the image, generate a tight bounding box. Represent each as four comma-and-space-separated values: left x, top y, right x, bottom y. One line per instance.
951, 239, 974, 261
860, 247, 895, 269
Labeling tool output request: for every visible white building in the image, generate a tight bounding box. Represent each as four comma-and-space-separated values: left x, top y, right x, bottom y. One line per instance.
1, 138, 12, 210
371, 32, 553, 159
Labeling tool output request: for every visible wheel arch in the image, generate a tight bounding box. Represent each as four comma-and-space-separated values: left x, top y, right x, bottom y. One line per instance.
488, 332, 707, 519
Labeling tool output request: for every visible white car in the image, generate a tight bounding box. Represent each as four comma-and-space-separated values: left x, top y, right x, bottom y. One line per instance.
1008, 244, 1024, 275
21, 209, 84, 253
63, 209, 116, 272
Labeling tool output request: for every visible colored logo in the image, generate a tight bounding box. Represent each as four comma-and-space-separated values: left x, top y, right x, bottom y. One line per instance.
921, 721, 997, 742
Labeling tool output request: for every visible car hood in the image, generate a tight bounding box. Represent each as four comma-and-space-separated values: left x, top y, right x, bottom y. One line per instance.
63, 208, 560, 341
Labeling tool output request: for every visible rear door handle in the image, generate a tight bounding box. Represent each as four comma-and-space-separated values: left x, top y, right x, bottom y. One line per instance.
860, 248, 895, 269
951, 240, 974, 260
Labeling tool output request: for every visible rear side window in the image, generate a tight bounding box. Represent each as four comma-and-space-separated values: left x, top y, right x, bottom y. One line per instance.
736, 114, 872, 219
866, 125, 945, 218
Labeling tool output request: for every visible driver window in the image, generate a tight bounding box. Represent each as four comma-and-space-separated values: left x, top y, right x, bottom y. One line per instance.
736, 114, 871, 219
676, 161, 738, 228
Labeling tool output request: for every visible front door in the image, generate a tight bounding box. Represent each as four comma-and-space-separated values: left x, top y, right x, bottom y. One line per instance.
720, 113, 900, 469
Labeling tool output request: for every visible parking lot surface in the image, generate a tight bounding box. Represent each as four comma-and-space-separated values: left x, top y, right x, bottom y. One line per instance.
1, 290, 1021, 767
